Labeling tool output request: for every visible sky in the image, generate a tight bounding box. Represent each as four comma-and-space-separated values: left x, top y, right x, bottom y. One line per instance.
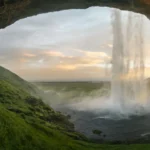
0, 7, 150, 81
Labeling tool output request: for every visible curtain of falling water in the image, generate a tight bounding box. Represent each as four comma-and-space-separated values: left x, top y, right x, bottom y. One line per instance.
111, 9, 125, 109
132, 14, 147, 105
111, 9, 147, 111
123, 12, 133, 104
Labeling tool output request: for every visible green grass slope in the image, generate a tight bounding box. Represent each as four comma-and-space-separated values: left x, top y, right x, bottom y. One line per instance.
1, 66, 150, 150
0, 66, 38, 95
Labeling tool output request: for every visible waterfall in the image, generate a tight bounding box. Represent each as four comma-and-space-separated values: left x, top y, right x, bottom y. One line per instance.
111, 9, 148, 112
111, 9, 125, 110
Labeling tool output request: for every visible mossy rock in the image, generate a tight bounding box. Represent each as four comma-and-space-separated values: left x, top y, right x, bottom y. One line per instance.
92, 130, 102, 136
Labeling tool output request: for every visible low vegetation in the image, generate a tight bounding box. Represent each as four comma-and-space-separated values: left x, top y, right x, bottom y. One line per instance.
93, 129, 102, 136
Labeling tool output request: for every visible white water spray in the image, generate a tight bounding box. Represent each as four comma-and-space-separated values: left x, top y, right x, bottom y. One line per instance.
111, 9, 148, 113
111, 10, 125, 109
51, 9, 150, 118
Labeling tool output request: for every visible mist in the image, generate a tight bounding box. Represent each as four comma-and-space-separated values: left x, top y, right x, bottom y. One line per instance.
34, 9, 150, 120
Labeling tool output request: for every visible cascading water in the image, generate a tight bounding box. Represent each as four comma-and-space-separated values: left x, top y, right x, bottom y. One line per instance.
111, 9, 148, 114
111, 10, 125, 110
65, 8, 149, 118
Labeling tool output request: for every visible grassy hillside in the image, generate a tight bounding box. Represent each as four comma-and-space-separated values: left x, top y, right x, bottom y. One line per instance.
0, 66, 38, 96
1, 66, 150, 150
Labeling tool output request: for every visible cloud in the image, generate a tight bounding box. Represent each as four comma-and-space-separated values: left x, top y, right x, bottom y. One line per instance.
0, 46, 112, 80
0, 7, 113, 51
23, 53, 36, 57
0, 7, 150, 81
80, 50, 111, 58
56, 64, 77, 70
42, 50, 64, 57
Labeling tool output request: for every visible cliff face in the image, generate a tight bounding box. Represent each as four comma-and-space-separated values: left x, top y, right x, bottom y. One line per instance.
142, 0, 150, 4
0, 0, 150, 28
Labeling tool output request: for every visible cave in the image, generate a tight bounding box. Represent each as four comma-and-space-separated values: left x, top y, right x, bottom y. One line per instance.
0, 0, 150, 28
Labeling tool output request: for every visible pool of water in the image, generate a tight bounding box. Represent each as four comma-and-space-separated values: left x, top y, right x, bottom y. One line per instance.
56, 105, 150, 141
